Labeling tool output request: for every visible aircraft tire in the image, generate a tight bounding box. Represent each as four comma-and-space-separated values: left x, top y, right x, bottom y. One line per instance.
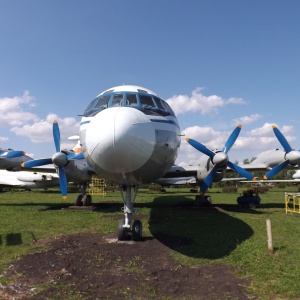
132, 220, 143, 241
75, 195, 83, 206
82, 194, 92, 206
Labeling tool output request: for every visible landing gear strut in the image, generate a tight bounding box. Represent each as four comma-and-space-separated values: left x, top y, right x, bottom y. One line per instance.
117, 185, 143, 241
74, 183, 92, 206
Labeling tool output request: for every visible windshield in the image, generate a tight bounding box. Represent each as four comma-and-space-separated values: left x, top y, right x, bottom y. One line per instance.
83, 92, 175, 117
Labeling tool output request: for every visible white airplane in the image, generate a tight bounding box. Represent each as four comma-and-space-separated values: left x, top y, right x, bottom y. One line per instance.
293, 170, 300, 179
0, 169, 59, 190
21, 141, 93, 205
23, 85, 255, 241
236, 125, 300, 179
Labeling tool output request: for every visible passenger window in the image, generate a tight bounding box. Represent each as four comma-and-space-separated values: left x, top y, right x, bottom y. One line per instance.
126, 94, 138, 106
111, 94, 124, 107
140, 95, 156, 108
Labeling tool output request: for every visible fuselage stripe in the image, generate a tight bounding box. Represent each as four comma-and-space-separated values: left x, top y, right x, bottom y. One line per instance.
150, 119, 179, 128
80, 120, 90, 126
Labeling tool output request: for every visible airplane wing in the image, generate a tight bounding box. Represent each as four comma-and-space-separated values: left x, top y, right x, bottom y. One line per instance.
0, 170, 60, 189
155, 176, 196, 186
240, 179, 300, 183
21, 163, 57, 173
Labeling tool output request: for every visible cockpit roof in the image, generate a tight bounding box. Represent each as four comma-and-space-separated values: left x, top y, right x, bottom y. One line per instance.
98, 85, 160, 97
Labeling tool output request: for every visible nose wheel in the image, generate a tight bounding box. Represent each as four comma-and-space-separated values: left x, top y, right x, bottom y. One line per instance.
117, 185, 143, 241
117, 219, 143, 241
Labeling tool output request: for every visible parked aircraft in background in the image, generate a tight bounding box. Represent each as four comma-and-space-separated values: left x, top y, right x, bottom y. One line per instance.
263, 126, 300, 179
231, 126, 300, 179
0, 148, 32, 170
293, 170, 300, 179
0, 169, 59, 190
23, 85, 256, 241
156, 125, 300, 193
21, 136, 93, 204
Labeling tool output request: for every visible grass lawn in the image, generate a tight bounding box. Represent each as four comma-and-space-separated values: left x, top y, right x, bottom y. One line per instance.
1, 185, 300, 299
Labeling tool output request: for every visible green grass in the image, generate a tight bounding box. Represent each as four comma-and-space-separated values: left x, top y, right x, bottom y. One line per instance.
1, 186, 300, 299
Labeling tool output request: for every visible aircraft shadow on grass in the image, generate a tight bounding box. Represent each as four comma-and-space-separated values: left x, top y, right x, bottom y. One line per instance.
148, 196, 255, 260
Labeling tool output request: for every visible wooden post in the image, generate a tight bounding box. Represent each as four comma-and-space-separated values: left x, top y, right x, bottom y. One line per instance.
266, 219, 273, 253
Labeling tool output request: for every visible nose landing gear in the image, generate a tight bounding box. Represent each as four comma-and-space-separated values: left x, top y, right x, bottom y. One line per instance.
117, 185, 143, 241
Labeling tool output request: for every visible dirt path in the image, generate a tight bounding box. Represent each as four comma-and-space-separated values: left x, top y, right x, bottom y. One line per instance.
0, 232, 253, 299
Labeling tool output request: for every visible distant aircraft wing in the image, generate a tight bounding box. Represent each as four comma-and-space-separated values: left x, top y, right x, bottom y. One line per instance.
161, 165, 197, 179
240, 179, 300, 183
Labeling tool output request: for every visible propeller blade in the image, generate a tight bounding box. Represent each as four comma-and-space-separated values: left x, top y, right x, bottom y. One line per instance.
200, 165, 218, 193
186, 138, 215, 159
0, 151, 26, 158
53, 120, 61, 153
264, 160, 290, 179
22, 158, 53, 168
58, 166, 68, 199
186, 125, 255, 194
227, 161, 255, 181
272, 125, 292, 153
67, 152, 84, 160
222, 124, 242, 153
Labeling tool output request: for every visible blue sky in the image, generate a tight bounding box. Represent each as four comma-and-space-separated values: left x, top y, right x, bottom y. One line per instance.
0, 0, 299, 167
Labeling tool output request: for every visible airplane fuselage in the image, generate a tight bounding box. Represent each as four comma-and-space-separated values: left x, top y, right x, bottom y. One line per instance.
79, 85, 181, 185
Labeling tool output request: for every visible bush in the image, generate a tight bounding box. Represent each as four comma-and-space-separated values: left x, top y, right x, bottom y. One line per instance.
222, 186, 238, 193
256, 186, 269, 194
278, 182, 286, 189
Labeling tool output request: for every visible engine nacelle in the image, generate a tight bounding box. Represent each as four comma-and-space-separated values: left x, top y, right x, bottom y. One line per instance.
16, 172, 54, 182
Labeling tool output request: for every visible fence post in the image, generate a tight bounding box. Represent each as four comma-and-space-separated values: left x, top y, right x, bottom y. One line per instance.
266, 218, 273, 253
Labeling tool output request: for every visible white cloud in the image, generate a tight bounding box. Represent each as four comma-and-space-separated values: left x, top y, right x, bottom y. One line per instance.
0, 137, 9, 143
166, 87, 246, 116
11, 113, 80, 144
232, 114, 262, 126
248, 123, 275, 137
183, 126, 226, 150
0, 91, 38, 126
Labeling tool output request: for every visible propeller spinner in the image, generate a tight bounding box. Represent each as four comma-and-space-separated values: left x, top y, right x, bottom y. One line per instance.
264, 125, 300, 179
186, 124, 255, 194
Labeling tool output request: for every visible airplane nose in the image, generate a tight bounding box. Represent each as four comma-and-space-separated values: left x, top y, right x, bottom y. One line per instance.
85, 107, 156, 173
286, 150, 300, 165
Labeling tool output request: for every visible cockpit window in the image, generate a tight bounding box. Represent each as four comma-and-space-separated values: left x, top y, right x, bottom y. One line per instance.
126, 94, 138, 106
140, 95, 156, 108
161, 100, 175, 116
95, 95, 110, 108
84, 98, 97, 113
83, 94, 111, 116
153, 96, 166, 111
111, 94, 124, 107
83, 91, 176, 118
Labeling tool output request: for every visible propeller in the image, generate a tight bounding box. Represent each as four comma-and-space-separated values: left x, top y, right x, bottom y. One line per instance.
0, 150, 26, 158
186, 124, 255, 194
264, 125, 300, 179
22, 120, 83, 199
